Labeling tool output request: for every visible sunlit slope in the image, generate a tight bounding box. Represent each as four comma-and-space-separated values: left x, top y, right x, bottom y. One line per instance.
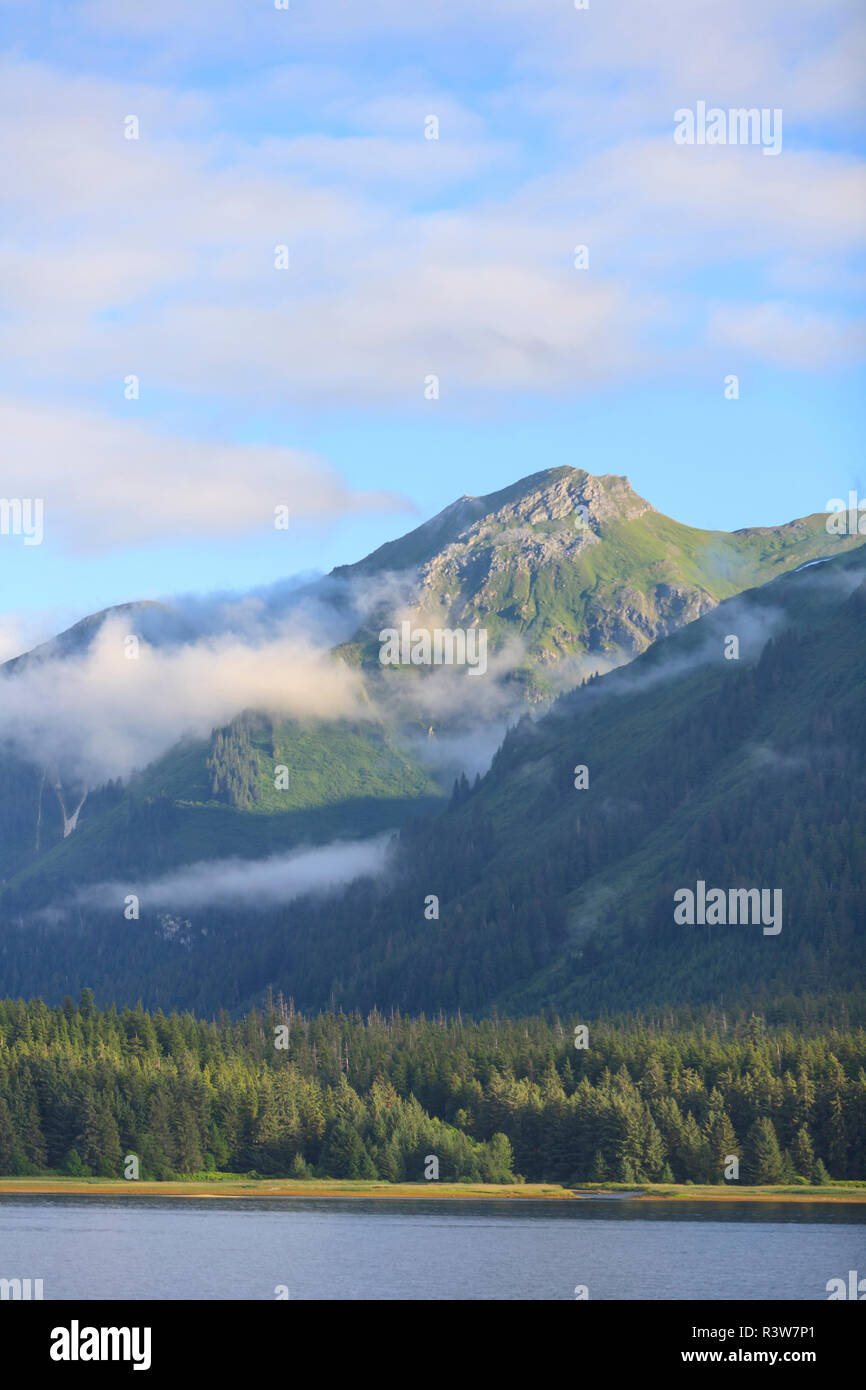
333, 467, 861, 688
0, 464, 860, 917
0, 715, 443, 910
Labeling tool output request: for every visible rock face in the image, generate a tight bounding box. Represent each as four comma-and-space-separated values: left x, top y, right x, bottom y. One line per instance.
331, 465, 845, 694
335, 467, 652, 579
412, 470, 653, 627
6, 464, 855, 698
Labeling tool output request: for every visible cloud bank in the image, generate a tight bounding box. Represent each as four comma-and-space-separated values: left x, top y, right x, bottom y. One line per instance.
0, 400, 409, 553
72, 835, 394, 913
0, 614, 368, 783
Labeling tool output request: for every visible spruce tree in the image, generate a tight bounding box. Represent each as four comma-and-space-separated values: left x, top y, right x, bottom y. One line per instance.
812, 1158, 832, 1186
791, 1125, 815, 1178
744, 1117, 785, 1184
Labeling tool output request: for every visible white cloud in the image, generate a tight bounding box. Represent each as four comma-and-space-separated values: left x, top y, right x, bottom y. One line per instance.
707, 302, 866, 368
0, 611, 66, 664
0, 614, 368, 782
64, 0, 866, 125
0, 400, 407, 551
73, 835, 393, 912
0, 4, 862, 416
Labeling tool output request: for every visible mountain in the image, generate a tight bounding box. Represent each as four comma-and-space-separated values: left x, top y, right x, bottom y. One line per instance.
331, 466, 857, 696
1, 540, 863, 1014
291, 543, 863, 1018
9, 466, 849, 682
0, 713, 444, 911
0, 466, 861, 919
1, 601, 183, 676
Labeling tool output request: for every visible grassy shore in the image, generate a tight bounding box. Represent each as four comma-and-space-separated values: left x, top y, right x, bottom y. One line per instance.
0, 1176, 863, 1201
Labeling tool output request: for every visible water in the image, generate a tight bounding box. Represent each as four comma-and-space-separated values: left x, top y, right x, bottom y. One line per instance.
0, 1196, 863, 1300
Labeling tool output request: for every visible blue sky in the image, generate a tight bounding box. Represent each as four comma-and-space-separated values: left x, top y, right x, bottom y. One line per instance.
1, 0, 864, 655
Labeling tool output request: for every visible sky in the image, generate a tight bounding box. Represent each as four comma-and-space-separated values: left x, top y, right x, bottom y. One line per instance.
1, 0, 864, 658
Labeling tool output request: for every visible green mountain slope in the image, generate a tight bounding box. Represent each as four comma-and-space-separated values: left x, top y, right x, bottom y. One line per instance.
0, 466, 861, 919
0, 714, 443, 910
216, 544, 865, 1017
332, 466, 861, 695
1, 545, 862, 1016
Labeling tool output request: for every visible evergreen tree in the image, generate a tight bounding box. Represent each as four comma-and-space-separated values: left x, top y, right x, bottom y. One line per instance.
791, 1125, 815, 1179
744, 1117, 785, 1184
812, 1158, 832, 1186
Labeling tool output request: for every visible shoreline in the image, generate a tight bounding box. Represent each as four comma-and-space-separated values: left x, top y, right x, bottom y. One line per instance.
0, 1178, 863, 1203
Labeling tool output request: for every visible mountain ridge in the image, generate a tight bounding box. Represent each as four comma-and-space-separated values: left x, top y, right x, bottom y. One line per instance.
1, 541, 862, 1014
0, 466, 863, 916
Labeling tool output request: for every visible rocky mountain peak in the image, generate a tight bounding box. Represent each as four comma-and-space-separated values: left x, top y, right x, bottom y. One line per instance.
332, 467, 653, 583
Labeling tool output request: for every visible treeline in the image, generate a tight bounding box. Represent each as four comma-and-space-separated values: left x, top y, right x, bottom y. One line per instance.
0, 994, 863, 1184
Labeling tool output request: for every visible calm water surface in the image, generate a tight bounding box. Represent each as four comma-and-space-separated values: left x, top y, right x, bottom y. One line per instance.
0, 1196, 863, 1300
